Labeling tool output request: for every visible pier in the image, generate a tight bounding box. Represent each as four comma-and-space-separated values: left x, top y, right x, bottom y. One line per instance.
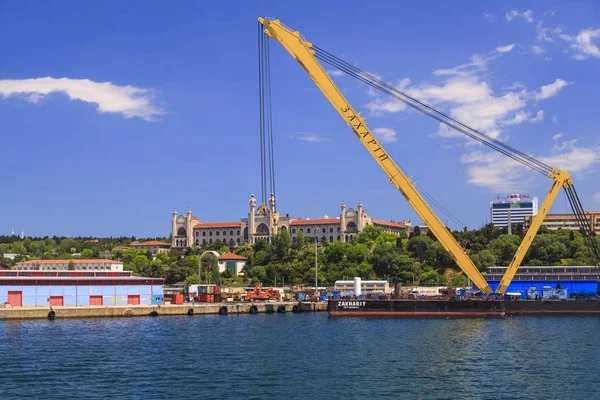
0, 301, 328, 321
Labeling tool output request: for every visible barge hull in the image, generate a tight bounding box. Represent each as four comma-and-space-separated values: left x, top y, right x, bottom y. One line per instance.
328, 299, 600, 317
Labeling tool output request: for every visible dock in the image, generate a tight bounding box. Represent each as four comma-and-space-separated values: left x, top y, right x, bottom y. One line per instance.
0, 301, 328, 321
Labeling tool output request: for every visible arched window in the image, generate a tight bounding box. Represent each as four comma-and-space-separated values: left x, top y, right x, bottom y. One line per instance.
299, 228, 303, 233
337, 235, 341, 241
203, 239, 207, 245
329, 227, 333, 233
322, 227, 326, 233
209, 239, 213, 244
209, 231, 213, 237
307, 228, 311, 234
229, 239, 234, 245
195, 239, 199, 245
292, 236, 297, 242
243, 227, 248, 240
337, 227, 341, 232
195, 231, 199, 237
230, 230, 233, 236
280, 225, 287, 231
322, 236, 326, 243
223, 230, 227, 236
237, 230, 240, 235
292, 228, 296, 234
330, 235, 334, 242
237, 238, 240, 244
203, 231, 206, 236
256, 223, 269, 235
216, 231, 220, 236
177, 227, 186, 236
346, 221, 358, 233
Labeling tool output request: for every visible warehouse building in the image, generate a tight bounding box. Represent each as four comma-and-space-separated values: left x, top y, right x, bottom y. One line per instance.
485, 265, 598, 298
0, 270, 163, 307
16, 259, 124, 272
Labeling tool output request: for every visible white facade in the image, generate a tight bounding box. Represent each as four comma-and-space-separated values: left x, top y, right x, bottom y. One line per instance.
172, 196, 411, 248
490, 194, 539, 227
217, 253, 246, 276
334, 280, 390, 295
16, 259, 124, 272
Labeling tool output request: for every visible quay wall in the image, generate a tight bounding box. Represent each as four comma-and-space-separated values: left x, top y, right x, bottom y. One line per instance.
0, 301, 328, 321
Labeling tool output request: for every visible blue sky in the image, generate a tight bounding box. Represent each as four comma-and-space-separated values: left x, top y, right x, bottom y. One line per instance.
1, 1, 599, 237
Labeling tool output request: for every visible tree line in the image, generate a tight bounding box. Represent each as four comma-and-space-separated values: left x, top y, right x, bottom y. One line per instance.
1, 225, 598, 287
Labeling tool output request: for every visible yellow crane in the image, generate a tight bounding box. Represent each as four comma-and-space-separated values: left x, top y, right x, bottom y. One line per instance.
257, 17, 600, 294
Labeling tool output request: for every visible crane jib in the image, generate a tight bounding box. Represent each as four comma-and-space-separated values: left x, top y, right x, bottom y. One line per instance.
342, 106, 389, 162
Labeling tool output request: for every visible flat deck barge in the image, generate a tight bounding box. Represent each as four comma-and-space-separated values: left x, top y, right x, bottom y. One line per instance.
328, 298, 600, 317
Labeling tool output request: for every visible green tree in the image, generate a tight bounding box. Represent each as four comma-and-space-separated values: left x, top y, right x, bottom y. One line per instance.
68, 261, 75, 271
409, 226, 421, 239
185, 272, 200, 285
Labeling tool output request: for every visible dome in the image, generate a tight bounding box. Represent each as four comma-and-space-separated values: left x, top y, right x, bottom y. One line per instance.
323, 215, 329, 219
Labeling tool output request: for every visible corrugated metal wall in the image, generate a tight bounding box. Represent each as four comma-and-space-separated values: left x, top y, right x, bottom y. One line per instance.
486, 280, 597, 298
0, 284, 164, 306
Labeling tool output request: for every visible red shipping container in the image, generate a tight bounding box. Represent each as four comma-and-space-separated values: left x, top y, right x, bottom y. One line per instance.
175, 294, 184, 305
214, 286, 221, 294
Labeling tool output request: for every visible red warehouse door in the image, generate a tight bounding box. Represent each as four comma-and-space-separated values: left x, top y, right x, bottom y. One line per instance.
90, 296, 103, 306
127, 295, 140, 305
49, 296, 64, 306
8, 291, 22, 307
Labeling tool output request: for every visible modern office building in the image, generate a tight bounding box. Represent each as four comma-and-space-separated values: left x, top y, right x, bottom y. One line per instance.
523, 211, 600, 234
490, 194, 538, 227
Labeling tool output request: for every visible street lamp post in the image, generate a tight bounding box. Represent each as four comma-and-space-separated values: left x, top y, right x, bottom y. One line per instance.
315, 235, 318, 296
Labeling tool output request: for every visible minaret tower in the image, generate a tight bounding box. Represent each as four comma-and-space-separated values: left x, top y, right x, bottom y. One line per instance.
249, 194, 256, 244
186, 207, 193, 247
340, 201, 346, 242
268, 193, 277, 237
171, 208, 177, 246
357, 201, 364, 231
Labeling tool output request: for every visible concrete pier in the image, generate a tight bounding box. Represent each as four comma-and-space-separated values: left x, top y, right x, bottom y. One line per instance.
0, 301, 328, 321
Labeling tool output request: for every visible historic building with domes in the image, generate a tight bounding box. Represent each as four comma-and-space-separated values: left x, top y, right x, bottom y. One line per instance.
171, 194, 411, 249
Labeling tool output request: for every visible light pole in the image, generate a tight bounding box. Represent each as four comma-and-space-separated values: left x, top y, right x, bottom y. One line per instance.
315, 235, 318, 295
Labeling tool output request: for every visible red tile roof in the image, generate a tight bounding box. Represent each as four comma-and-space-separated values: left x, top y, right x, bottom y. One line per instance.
217, 253, 246, 260
373, 220, 408, 228
132, 241, 171, 247
194, 222, 241, 228
291, 218, 340, 225
19, 259, 119, 264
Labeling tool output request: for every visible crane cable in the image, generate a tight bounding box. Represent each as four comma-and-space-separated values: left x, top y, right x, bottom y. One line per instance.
258, 23, 276, 209
312, 44, 599, 270
313, 47, 552, 175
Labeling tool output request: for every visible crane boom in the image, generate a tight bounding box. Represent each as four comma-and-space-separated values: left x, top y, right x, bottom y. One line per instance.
258, 17, 492, 294
495, 169, 572, 294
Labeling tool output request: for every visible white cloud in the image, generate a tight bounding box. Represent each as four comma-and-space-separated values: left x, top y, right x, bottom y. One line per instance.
571, 28, 600, 60
506, 10, 534, 23
461, 144, 600, 192
496, 44, 516, 53
541, 146, 600, 172
544, 56, 553, 61
502, 111, 528, 126
483, 13, 494, 22
328, 70, 345, 77
532, 45, 545, 54
372, 127, 397, 143
0, 77, 161, 120
552, 133, 579, 152
530, 110, 544, 123
290, 135, 330, 143
535, 79, 571, 100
